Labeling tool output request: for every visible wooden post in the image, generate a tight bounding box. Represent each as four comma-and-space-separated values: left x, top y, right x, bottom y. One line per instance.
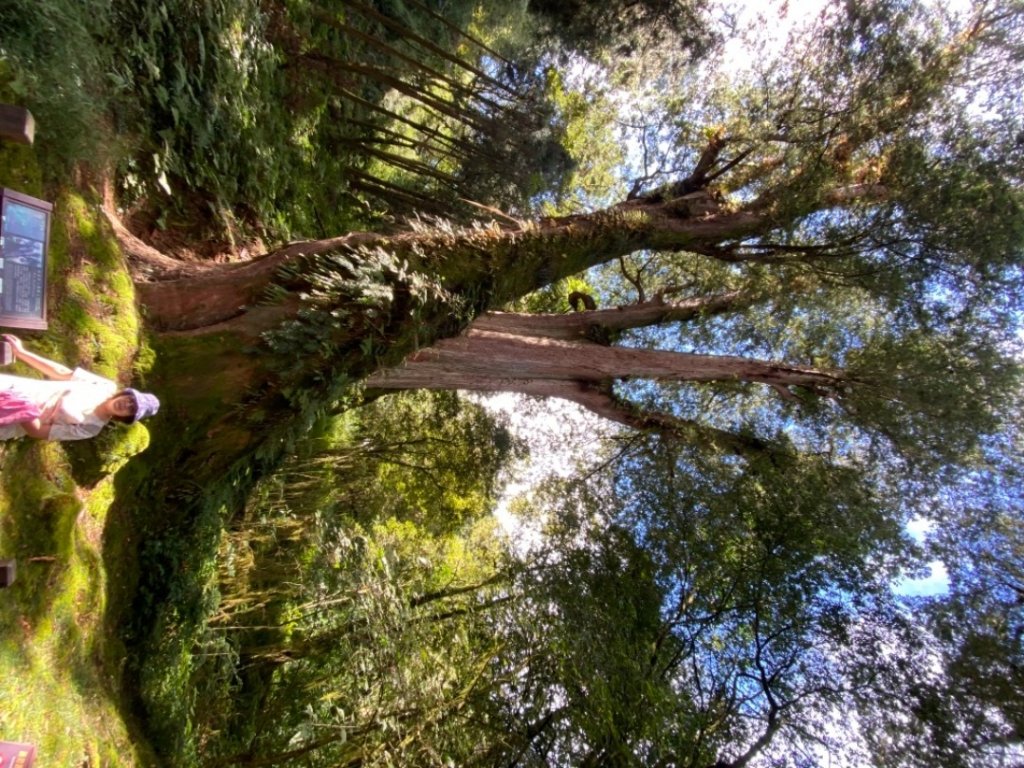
0, 559, 15, 587
0, 741, 37, 767
0, 105, 35, 145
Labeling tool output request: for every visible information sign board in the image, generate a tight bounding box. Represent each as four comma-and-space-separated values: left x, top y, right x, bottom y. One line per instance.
0, 188, 50, 330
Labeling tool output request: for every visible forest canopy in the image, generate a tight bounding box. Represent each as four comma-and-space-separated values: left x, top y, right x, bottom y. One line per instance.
1, 0, 1023, 765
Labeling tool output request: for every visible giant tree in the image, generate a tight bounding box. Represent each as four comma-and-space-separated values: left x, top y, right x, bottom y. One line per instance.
120, 0, 1022, 472
106, 0, 1024, 761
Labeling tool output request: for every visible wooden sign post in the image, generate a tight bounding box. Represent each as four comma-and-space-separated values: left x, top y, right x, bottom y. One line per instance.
0, 105, 34, 145
0, 741, 36, 768
0, 560, 15, 588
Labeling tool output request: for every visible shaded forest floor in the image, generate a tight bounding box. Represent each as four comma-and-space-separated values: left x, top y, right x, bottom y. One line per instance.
0, 145, 159, 764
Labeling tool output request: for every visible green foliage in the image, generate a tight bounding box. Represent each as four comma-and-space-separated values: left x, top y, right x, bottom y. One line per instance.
135, 390, 521, 765
0, 113, 44, 195
845, 328, 1020, 468
264, 390, 522, 534
526, 0, 714, 64
128, 490, 229, 766
108, 0, 293, 236
883, 123, 1024, 292
473, 430, 920, 765
0, 1, 112, 172
95, 0, 592, 240
214, 514, 509, 768
521, 525, 674, 763
507, 273, 598, 314
358, 391, 523, 532
537, 65, 628, 212
0, 0, 640, 240
901, 403, 1024, 764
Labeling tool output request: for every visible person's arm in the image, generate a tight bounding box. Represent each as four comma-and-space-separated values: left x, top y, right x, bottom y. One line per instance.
19, 419, 51, 439
2, 334, 74, 380
18, 388, 69, 440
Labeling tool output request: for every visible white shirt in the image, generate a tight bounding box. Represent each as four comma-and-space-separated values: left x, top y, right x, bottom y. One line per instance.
0, 368, 118, 441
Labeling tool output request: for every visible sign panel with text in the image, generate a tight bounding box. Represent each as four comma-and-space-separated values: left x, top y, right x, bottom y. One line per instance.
0, 188, 51, 330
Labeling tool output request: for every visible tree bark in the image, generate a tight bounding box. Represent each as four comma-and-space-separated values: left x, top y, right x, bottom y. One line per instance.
133, 197, 770, 334
365, 294, 844, 432
370, 330, 840, 391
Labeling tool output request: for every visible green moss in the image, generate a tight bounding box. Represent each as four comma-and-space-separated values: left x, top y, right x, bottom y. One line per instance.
0, 437, 144, 766
67, 193, 123, 269
134, 338, 158, 379
0, 142, 44, 195
44, 194, 144, 379
63, 275, 95, 304
66, 423, 151, 488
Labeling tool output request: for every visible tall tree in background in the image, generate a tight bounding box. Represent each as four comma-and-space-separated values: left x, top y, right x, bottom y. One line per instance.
527, 0, 715, 63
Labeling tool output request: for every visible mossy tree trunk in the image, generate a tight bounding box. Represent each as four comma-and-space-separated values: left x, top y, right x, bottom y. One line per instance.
130, 189, 782, 479
130, 183, 865, 481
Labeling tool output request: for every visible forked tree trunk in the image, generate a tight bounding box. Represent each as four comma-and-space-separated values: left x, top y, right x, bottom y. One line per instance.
115, 182, 874, 479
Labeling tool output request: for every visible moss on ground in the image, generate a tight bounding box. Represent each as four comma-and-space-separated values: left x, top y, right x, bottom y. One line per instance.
0, 148, 156, 764
48, 193, 154, 382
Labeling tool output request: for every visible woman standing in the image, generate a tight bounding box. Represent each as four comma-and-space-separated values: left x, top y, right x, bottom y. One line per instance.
0, 334, 159, 440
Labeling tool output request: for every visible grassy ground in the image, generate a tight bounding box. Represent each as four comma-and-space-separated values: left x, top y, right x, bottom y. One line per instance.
0, 443, 145, 765
0, 143, 157, 764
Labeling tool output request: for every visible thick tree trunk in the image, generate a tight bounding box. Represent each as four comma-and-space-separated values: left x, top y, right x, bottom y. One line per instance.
370, 329, 840, 391
116, 182, 872, 487
366, 303, 845, 433
133, 196, 766, 335
117, 194, 774, 475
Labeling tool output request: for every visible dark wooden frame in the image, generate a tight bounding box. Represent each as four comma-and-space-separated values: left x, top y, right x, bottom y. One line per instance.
0, 559, 15, 587
0, 104, 34, 144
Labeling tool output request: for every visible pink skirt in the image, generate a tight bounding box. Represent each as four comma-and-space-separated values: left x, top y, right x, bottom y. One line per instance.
0, 390, 40, 426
